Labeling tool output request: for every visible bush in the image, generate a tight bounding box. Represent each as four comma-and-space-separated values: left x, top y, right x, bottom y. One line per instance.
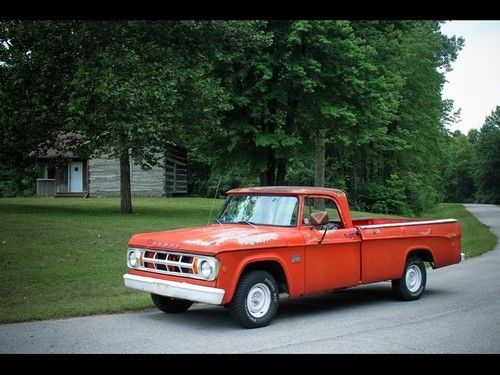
187, 158, 258, 198
353, 175, 414, 216
403, 172, 441, 216
0, 165, 37, 197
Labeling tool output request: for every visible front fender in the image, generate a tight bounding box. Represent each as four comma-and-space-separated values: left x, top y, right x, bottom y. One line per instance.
216, 247, 305, 304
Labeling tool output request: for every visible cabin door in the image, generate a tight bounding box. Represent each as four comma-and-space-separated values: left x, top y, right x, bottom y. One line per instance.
69, 162, 83, 192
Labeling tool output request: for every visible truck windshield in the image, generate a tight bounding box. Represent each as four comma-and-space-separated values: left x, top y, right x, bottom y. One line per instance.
218, 195, 298, 227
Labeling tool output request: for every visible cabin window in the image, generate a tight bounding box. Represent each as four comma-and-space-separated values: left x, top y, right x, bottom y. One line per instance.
46, 167, 56, 179
37, 165, 56, 179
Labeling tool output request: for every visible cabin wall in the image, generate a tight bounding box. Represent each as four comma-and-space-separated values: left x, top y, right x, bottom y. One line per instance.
36, 179, 56, 196
165, 146, 187, 195
89, 157, 165, 197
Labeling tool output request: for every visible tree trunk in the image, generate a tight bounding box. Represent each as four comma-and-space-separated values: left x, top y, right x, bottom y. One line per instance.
275, 159, 287, 185
314, 127, 326, 187
275, 97, 297, 186
261, 146, 276, 186
120, 149, 133, 214
259, 173, 268, 186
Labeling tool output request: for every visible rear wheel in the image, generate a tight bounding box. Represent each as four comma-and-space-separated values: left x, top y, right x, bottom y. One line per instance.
230, 270, 279, 328
151, 294, 193, 313
392, 256, 427, 301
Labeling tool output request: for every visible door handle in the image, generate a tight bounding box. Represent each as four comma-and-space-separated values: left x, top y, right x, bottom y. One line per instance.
344, 231, 358, 239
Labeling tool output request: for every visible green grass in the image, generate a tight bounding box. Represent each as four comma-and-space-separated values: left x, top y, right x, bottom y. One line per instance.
0, 198, 496, 323
350, 210, 403, 218
0, 197, 225, 323
420, 203, 497, 258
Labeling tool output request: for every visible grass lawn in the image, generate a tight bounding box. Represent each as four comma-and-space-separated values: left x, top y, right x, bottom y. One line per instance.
420, 203, 497, 258
0, 198, 496, 323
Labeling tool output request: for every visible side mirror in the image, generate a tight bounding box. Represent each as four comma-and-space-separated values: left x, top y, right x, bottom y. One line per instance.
310, 211, 329, 226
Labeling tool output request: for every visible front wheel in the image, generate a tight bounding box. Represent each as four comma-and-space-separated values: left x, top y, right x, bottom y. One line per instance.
230, 270, 279, 328
392, 256, 427, 301
151, 294, 193, 313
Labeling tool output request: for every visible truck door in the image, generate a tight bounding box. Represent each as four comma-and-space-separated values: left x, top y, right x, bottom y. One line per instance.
299, 196, 361, 294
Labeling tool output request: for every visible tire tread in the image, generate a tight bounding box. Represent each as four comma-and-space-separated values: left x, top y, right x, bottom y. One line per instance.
230, 270, 279, 328
151, 294, 193, 313
392, 256, 427, 301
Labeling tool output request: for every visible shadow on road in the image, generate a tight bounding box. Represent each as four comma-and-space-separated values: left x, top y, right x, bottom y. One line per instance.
142, 283, 450, 329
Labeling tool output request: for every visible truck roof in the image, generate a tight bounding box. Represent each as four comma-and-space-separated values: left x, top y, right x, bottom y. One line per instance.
227, 186, 346, 198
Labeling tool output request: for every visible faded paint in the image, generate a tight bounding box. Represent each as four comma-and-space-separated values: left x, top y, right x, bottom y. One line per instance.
184, 229, 279, 247
184, 239, 213, 247
420, 229, 431, 236
237, 232, 279, 245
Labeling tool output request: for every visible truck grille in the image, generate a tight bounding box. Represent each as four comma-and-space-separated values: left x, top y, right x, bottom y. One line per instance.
142, 250, 196, 277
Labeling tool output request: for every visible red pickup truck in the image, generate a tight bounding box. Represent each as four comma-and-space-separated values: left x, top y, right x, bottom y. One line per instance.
124, 186, 463, 328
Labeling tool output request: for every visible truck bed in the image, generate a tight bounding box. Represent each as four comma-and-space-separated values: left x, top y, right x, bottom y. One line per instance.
352, 217, 461, 285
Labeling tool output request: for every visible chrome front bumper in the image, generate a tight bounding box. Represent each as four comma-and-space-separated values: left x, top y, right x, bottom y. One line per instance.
123, 274, 225, 305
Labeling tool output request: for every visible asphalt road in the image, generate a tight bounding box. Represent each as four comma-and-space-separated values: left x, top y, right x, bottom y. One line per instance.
1, 204, 499, 353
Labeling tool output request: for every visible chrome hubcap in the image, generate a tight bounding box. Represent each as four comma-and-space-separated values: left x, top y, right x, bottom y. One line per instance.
406, 264, 422, 293
246, 283, 271, 318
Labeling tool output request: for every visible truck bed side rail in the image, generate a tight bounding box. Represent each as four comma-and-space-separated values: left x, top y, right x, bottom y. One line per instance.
358, 218, 458, 230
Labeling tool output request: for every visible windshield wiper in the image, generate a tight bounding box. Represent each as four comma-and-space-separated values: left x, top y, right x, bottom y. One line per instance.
236, 220, 257, 228
215, 218, 223, 226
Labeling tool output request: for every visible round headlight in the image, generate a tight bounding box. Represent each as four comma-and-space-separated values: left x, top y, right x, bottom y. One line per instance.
127, 249, 140, 268
200, 260, 212, 278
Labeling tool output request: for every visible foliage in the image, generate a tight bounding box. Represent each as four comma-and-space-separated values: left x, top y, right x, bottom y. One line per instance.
441, 106, 500, 205
6, 21, 496, 214
0, 21, 81, 196
307, 21, 462, 215
354, 174, 413, 216
443, 131, 477, 203
474, 106, 500, 204
65, 21, 241, 212
0, 166, 36, 197
0, 21, 262, 208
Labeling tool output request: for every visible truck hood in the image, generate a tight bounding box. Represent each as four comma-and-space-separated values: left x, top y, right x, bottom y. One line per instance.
128, 224, 290, 255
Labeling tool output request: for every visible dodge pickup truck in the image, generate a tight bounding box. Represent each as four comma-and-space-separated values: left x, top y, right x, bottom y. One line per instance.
124, 186, 463, 328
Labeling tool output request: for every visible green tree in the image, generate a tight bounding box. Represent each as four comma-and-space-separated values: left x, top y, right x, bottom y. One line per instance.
392, 21, 463, 214
327, 21, 405, 194
297, 21, 401, 189
0, 21, 81, 196
443, 131, 476, 203
204, 21, 402, 190
201, 21, 301, 186
67, 21, 232, 213
475, 106, 500, 203
354, 21, 462, 215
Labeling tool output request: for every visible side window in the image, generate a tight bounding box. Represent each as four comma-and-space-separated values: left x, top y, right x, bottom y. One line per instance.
303, 197, 343, 228
46, 167, 56, 179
